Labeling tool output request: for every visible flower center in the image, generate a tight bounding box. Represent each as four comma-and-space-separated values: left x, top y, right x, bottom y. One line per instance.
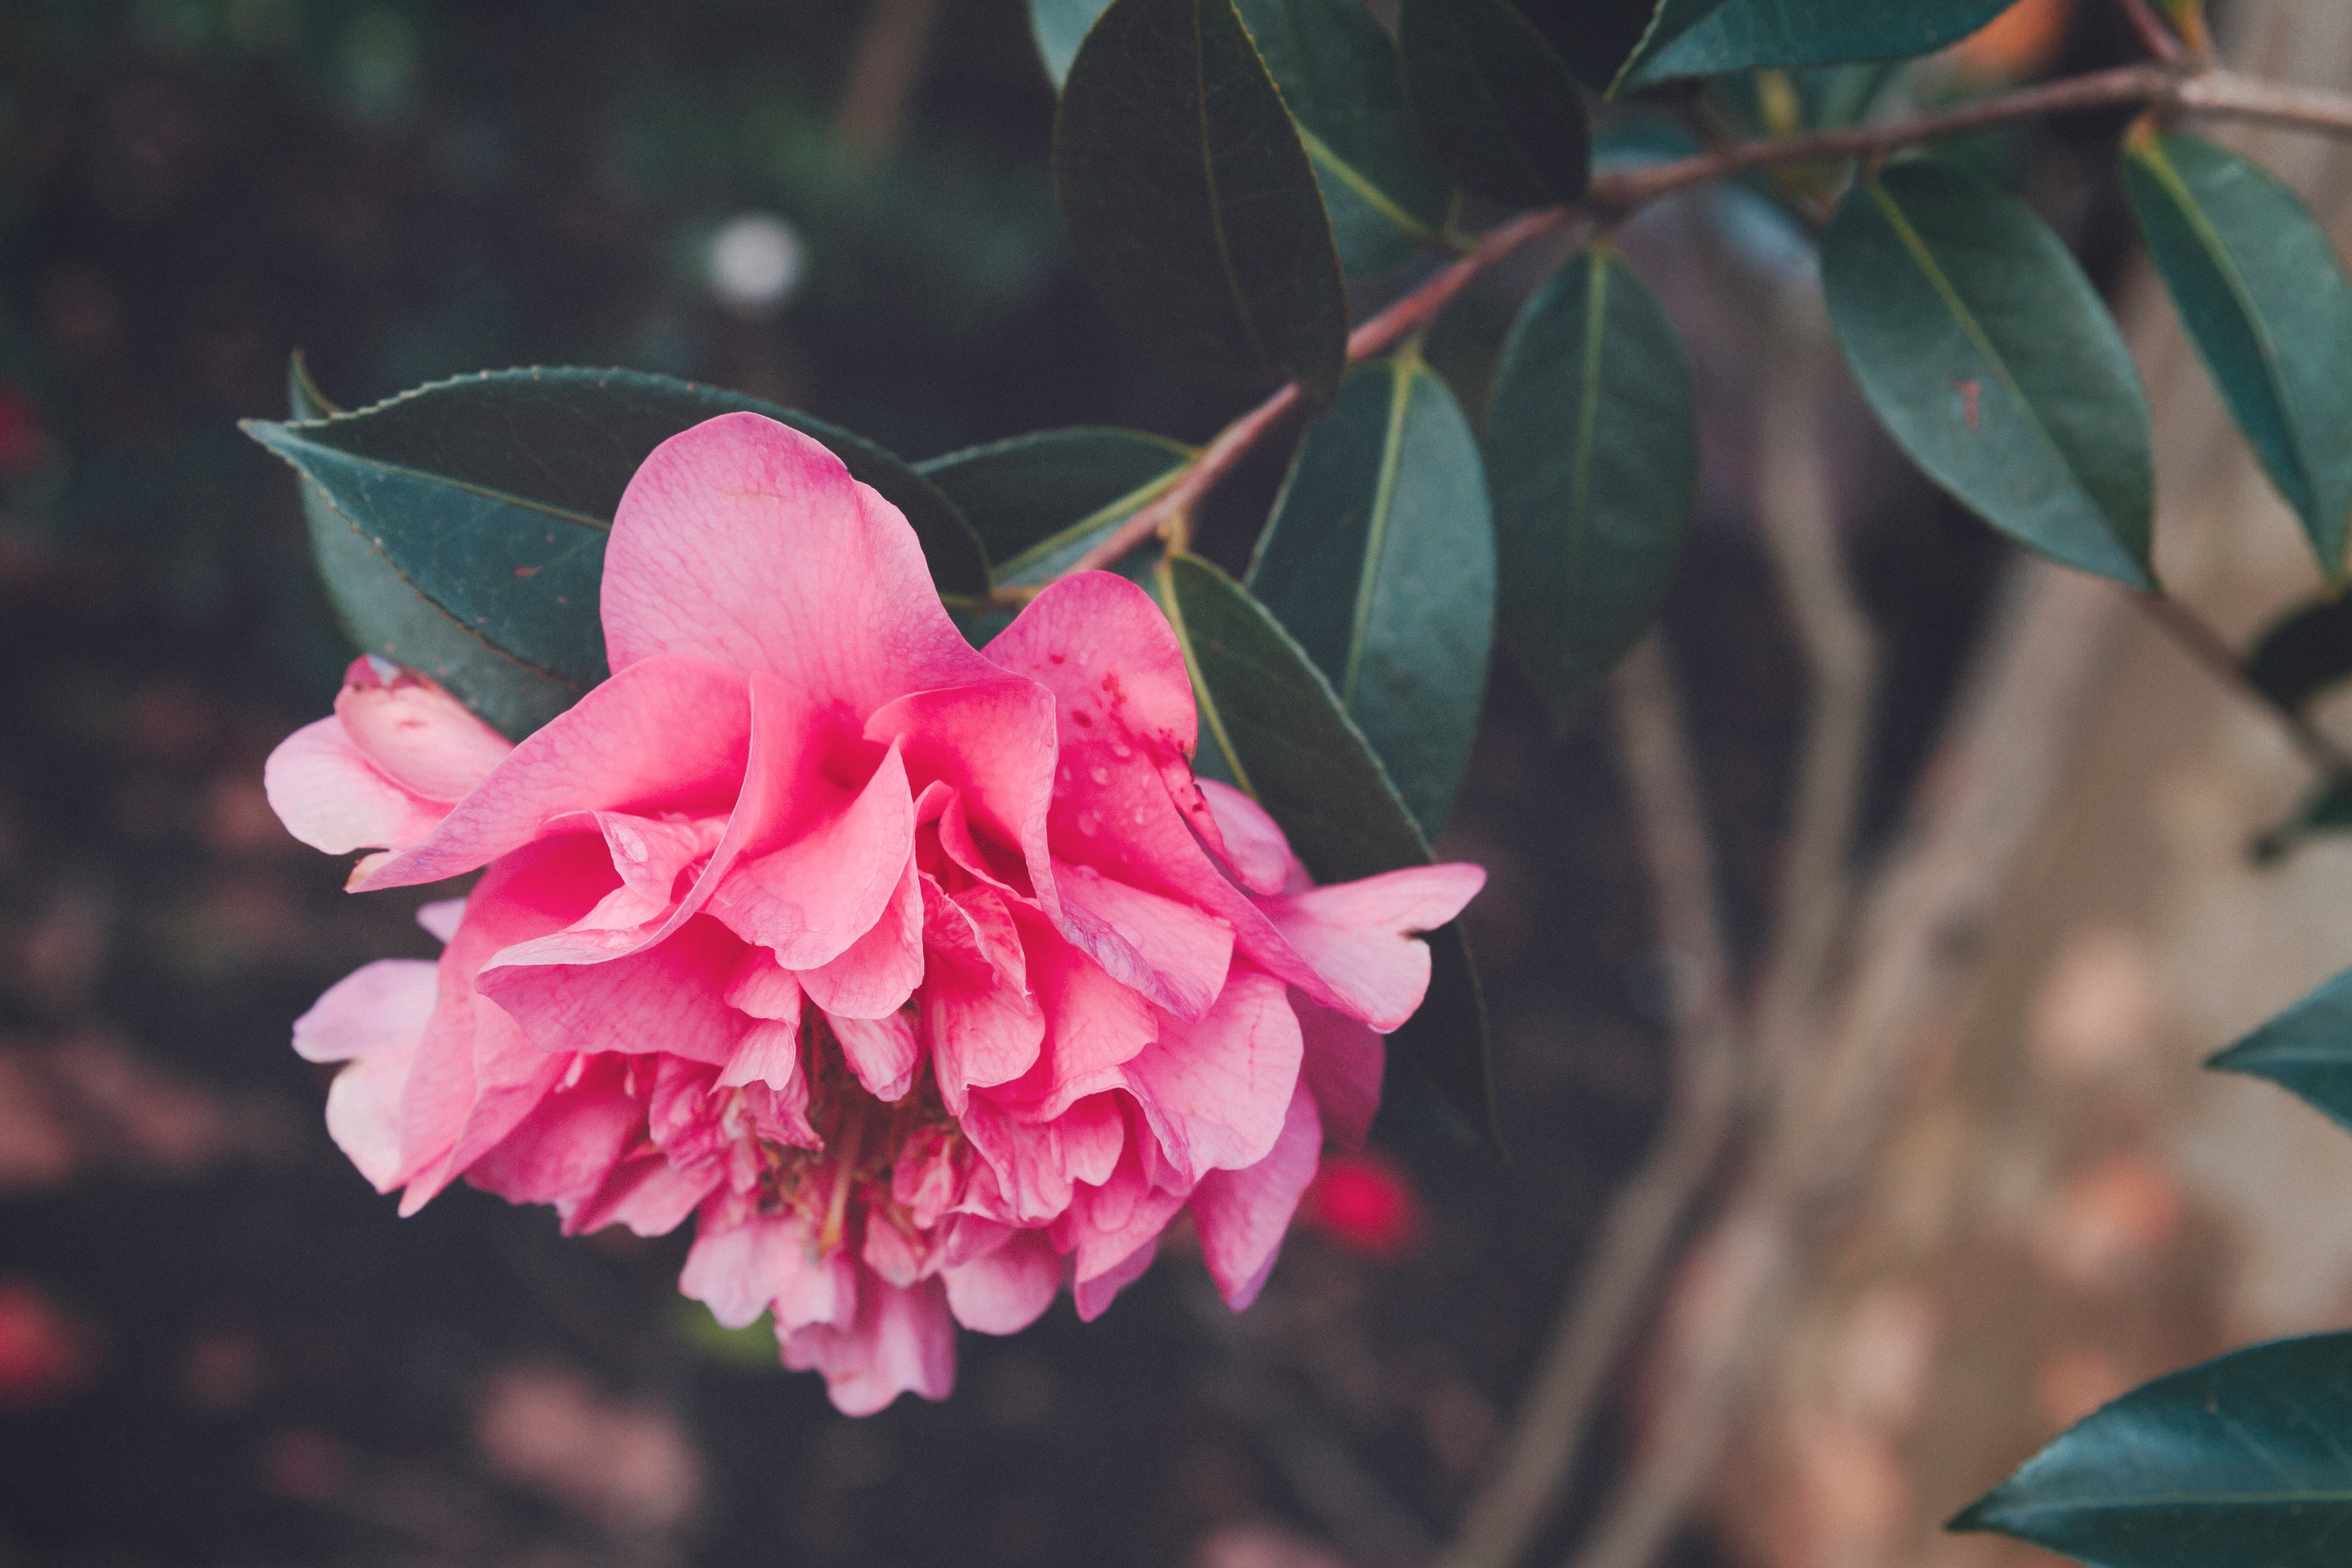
761, 1010, 961, 1259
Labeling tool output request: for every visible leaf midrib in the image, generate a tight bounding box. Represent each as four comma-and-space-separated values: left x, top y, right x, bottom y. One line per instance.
268, 430, 614, 534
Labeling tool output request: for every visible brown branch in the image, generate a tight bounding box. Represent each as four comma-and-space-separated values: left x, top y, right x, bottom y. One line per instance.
2116, 0, 2186, 62
1057, 207, 1578, 582
1439, 636, 1744, 1568
2135, 593, 2352, 782
1040, 63, 2352, 597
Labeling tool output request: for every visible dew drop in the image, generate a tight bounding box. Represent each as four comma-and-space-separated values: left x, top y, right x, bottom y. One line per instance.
1110, 741, 1134, 760
1089, 766, 1110, 786
1076, 810, 1101, 836
1130, 806, 1149, 825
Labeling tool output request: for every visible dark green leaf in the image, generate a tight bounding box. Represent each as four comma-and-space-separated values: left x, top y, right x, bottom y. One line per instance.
1030, 0, 1115, 89
1234, 0, 1453, 275
248, 364, 986, 739
1399, 0, 1590, 209
917, 426, 1193, 578
1053, 0, 1349, 401
2247, 596, 2352, 714
1951, 1333, 2352, 1568
1824, 161, 2155, 588
1249, 355, 1494, 837
2127, 132, 2352, 580
1486, 245, 1695, 731
1619, 0, 2014, 89
1154, 551, 1498, 1147
2208, 965, 2352, 1135
1515, 0, 1657, 92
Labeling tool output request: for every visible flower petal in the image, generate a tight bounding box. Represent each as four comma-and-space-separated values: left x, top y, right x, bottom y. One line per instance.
709, 740, 915, 972
294, 957, 439, 1064
1190, 1086, 1321, 1310
1260, 863, 1486, 1032
1295, 992, 1382, 1152
828, 1011, 919, 1103
798, 846, 924, 1019
604, 412, 999, 708
333, 657, 514, 801
1122, 966, 1303, 1183
1195, 779, 1294, 896
265, 715, 448, 855
477, 912, 747, 1066
942, 1229, 1061, 1335
680, 1211, 856, 1332
353, 654, 750, 890
781, 1274, 956, 1416
919, 881, 1045, 1112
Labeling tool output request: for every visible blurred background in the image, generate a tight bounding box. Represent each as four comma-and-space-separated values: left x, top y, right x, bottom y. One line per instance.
4, 1, 2351, 1565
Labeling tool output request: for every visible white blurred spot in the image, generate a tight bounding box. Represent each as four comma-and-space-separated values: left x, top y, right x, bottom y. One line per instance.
707, 213, 806, 317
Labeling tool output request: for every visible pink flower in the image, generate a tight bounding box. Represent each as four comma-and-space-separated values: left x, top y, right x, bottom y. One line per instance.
269, 413, 1484, 1414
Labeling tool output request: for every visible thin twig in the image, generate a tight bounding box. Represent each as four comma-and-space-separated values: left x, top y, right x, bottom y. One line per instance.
1749, 297, 1880, 1086
1045, 63, 2352, 597
2135, 593, 2352, 781
1058, 207, 1579, 582
1439, 637, 1744, 1568
2116, 0, 2186, 61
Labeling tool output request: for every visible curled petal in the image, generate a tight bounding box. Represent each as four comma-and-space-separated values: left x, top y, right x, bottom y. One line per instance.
1195, 779, 1294, 896
781, 1274, 956, 1416
1295, 992, 1382, 1152
680, 1212, 856, 1332
334, 658, 514, 801
293, 958, 439, 1065
799, 848, 925, 1019
265, 716, 447, 855
1123, 966, 1303, 1183
1261, 863, 1486, 1033
829, 1011, 919, 1103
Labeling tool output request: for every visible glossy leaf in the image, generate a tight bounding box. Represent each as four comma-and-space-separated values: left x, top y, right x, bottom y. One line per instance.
1234, 0, 1453, 275
2208, 965, 2352, 1134
1249, 355, 1495, 838
2127, 131, 2352, 579
1824, 161, 2155, 588
1951, 1333, 2352, 1568
918, 426, 1193, 578
248, 365, 986, 739
1154, 552, 1498, 1146
2246, 596, 2352, 714
1030, 0, 1114, 89
1515, 0, 1656, 91
1486, 245, 1695, 731
1053, 0, 1348, 402
1399, 0, 1590, 209
1619, 0, 2014, 88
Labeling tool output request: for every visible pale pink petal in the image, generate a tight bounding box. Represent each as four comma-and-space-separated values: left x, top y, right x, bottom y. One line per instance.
265, 715, 447, 854
781, 1274, 956, 1415
293, 957, 439, 1064
1196, 779, 1292, 896
416, 898, 467, 944
581, 811, 724, 907
708, 741, 915, 971
1191, 1087, 1322, 1310
354, 654, 750, 890
334, 657, 513, 801
572, 1150, 721, 1238
322, 1043, 417, 1192
799, 848, 924, 1017
679, 1212, 856, 1332
1072, 1234, 1161, 1324
604, 412, 1000, 709
1261, 863, 1486, 1032
463, 1057, 645, 1232
1122, 966, 1303, 1183
942, 1229, 1061, 1334
861, 1214, 930, 1287
990, 916, 1157, 1121
1295, 993, 1382, 1151
721, 1020, 803, 1094
828, 1011, 918, 1103
476, 912, 746, 1066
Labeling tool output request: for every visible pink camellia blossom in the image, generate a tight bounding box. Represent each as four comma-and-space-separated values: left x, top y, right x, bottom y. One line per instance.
267, 412, 1484, 1414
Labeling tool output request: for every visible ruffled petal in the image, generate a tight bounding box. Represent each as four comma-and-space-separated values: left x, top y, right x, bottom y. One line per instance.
1190, 1086, 1322, 1310
1295, 992, 1382, 1152
798, 847, 924, 1018
919, 881, 1045, 1112
476, 912, 746, 1066
353, 654, 750, 891
1260, 863, 1486, 1032
1195, 779, 1293, 896
293, 958, 439, 1064
781, 1274, 956, 1416
709, 740, 915, 972
604, 412, 1000, 709
828, 1011, 918, 1103
1122, 966, 1303, 1183
333, 657, 513, 801
679, 1212, 856, 1332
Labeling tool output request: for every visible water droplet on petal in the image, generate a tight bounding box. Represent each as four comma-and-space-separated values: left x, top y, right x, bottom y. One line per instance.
1076, 810, 1101, 836
1130, 806, 1149, 825
1089, 766, 1110, 786
1110, 742, 1134, 760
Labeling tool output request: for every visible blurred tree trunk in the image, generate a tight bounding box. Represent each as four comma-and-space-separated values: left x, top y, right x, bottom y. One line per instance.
1711, 4, 2352, 1566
